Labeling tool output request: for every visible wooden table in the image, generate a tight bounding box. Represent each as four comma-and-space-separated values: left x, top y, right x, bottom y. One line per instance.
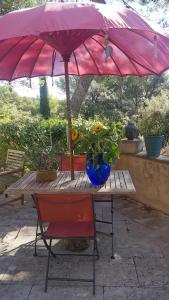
6, 170, 136, 257
6, 170, 135, 196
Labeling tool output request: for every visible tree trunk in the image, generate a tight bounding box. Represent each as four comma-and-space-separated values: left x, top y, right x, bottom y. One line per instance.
71, 76, 93, 117
71, 0, 106, 117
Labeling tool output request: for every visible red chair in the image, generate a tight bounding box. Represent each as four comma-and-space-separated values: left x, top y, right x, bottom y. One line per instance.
60, 154, 86, 171
33, 193, 99, 294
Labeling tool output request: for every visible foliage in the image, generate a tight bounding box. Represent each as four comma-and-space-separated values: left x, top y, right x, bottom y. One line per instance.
79, 75, 168, 120
71, 117, 124, 167
0, 0, 45, 15
28, 147, 59, 171
0, 115, 67, 167
0, 115, 124, 169
138, 111, 165, 136
137, 90, 169, 141
0, 84, 39, 118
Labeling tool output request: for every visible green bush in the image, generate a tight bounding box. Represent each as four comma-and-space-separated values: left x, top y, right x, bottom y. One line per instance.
0, 115, 124, 168
138, 111, 165, 136
0, 115, 67, 166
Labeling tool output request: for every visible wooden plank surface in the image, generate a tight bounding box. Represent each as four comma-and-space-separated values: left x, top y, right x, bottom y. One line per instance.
6, 171, 136, 196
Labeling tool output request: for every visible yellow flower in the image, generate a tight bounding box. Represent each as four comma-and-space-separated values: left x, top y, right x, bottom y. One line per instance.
93, 124, 103, 133
71, 130, 79, 141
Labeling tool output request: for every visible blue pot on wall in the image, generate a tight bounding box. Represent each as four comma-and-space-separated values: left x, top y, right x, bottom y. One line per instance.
144, 135, 164, 158
86, 153, 111, 186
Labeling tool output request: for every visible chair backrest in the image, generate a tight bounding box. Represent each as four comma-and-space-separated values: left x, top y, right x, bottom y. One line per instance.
33, 193, 94, 224
60, 154, 86, 171
6, 149, 25, 171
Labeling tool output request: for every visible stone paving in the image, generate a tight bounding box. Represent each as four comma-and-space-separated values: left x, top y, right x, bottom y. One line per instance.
1, 195, 169, 299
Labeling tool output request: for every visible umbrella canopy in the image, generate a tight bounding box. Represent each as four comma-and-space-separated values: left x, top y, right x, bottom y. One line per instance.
0, 3, 169, 79
0, 2, 169, 179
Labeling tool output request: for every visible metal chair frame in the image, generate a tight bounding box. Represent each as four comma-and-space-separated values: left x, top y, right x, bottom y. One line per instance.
94, 194, 114, 259
33, 193, 99, 295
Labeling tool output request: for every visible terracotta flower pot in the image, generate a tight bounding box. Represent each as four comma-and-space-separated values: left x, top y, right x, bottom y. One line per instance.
36, 170, 57, 183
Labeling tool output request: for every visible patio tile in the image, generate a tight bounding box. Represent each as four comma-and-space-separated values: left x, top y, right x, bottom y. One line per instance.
1, 235, 35, 256
0, 226, 20, 241
134, 257, 169, 286
0, 256, 14, 280
0, 284, 32, 300
103, 286, 169, 300
96, 258, 138, 287
28, 285, 103, 300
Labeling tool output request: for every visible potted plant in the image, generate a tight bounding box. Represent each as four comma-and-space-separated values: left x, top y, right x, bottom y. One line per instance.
29, 146, 59, 183
72, 121, 121, 185
139, 111, 165, 158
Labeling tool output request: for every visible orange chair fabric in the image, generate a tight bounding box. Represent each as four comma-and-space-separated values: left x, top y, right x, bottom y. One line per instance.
34, 193, 94, 238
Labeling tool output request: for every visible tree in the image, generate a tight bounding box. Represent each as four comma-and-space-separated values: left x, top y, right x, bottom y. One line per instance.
39, 77, 50, 119
0, 0, 44, 15
80, 74, 169, 119
0, 84, 38, 118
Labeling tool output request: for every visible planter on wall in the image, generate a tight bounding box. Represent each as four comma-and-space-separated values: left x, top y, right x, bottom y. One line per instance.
144, 135, 164, 158
36, 170, 57, 183
60, 154, 86, 171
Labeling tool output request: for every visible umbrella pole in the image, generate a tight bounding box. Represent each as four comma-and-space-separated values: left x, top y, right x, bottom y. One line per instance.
63, 56, 74, 180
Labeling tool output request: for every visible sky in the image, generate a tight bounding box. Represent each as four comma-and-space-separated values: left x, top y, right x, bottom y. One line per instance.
7, 0, 169, 99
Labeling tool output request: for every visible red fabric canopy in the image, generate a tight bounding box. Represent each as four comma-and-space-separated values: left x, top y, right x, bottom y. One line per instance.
0, 2, 169, 81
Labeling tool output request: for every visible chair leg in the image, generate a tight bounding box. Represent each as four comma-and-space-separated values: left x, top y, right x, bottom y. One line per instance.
111, 196, 114, 259
34, 220, 39, 256
92, 240, 96, 296
45, 239, 52, 292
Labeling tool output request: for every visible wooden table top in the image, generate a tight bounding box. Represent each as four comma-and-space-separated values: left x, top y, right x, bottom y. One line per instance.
6, 170, 136, 196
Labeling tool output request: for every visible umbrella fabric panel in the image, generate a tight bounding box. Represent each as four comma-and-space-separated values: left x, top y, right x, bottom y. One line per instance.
0, 3, 154, 41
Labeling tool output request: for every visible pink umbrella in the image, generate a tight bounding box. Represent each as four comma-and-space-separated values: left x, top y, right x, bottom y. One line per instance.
0, 2, 169, 179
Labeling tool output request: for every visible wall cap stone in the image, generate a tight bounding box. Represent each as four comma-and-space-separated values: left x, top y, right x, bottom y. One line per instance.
120, 151, 169, 165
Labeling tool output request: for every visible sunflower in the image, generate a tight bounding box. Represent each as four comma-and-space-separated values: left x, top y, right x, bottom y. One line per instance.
92, 124, 103, 133
71, 130, 79, 141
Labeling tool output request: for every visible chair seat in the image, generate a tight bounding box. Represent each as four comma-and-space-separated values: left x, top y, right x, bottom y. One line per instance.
0, 174, 20, 186
45, 221, 94, 238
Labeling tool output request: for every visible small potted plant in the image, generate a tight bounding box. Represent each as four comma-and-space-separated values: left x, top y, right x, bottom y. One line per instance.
139, 111, 165, 158
30, 146, 59, 183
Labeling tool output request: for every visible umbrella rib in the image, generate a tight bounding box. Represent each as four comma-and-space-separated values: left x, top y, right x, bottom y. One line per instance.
91, 36, 122, 76
9, 37, 38, 81
0, 37, 27, 63
97, 33, 158, 76
30, 41, 46, 78
83, 42, 101, 75
73, 51, 80, 76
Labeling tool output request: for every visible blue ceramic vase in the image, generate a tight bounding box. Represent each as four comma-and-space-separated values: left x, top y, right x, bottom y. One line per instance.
86, 153, 110, 186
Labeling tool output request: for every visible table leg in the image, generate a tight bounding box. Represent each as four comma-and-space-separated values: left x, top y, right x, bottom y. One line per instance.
111, 195, 114, 259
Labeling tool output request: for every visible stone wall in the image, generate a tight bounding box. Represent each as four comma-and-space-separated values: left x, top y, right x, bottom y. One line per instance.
114, 153, 169, 214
